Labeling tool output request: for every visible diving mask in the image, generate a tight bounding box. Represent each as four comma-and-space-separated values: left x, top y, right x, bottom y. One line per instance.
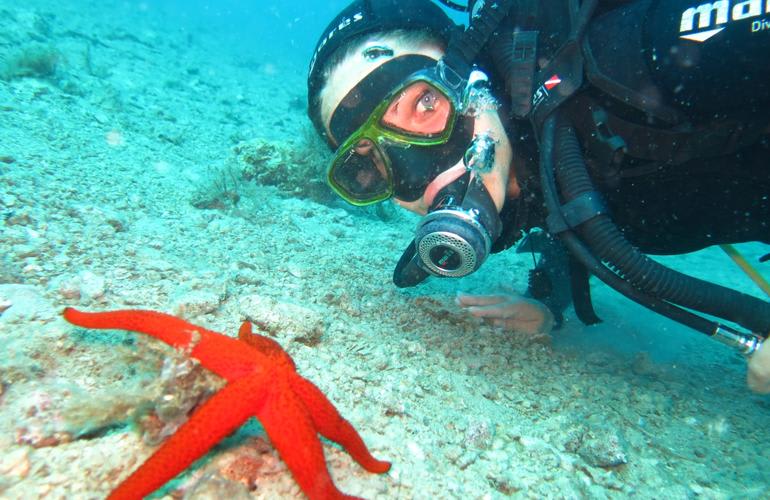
326, 55, 488, 205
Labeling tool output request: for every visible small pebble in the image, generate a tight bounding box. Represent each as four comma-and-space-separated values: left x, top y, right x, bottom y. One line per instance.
2, 194, 17, 207
58, 276, 81, 300
79, 270, 106, 301
407, 441, 425, 461
22, 264, 42, 274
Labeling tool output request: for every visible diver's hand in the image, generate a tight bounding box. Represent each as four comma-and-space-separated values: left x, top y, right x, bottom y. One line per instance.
748, 341, 770, 394
456, 293, 554, 336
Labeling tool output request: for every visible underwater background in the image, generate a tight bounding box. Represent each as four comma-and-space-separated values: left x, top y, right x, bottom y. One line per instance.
0, 0, 768, 498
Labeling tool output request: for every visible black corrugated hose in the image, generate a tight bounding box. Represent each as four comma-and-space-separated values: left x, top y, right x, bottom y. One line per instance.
542, 112, 770, 336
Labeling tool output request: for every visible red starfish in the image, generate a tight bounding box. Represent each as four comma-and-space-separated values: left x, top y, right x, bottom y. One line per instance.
62, 308, 390, 500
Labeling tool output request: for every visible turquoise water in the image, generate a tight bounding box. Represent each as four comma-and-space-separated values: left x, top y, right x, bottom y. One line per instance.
0, 1, 768, 499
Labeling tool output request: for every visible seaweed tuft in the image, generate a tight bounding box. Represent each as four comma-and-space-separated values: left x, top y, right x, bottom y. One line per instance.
0, 44, 61, 81
233, 125, 335, 205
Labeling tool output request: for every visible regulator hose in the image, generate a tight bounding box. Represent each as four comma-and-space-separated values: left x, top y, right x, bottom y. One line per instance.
548, 113, 770, 335
539, 114, 722, 335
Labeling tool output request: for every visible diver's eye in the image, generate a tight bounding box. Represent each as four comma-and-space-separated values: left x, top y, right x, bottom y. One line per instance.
416, 90, 438, 113
362, 45, 394, 61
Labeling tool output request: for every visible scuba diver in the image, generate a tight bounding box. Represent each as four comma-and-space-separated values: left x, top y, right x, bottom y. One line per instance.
306, 0, 770, 392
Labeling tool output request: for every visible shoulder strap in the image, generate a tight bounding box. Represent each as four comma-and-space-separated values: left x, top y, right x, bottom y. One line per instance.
443, 0, 517, 78
529, 0, 599, 135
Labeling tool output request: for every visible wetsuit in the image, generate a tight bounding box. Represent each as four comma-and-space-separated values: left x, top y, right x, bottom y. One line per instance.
482, 0, 770, 324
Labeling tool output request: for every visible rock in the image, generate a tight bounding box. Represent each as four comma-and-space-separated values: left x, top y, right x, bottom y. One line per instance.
101, 208, 127, 232
13, 243, 40, 258
215, 440, 274, 492
57, 275, 81, 300
5, 210, 33, 226
464, 419, 494, 449
631, 351, 658, 376
238, 294, 326, 346
184, 474, 251, 500
53, 271, 106, 303
0, 284, 56, 322
565, 425, 628, 468
1, 194, 17, 207
78, 271, 106, 301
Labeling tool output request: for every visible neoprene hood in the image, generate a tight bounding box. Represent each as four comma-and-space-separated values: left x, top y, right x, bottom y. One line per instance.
306, 0, 457, 144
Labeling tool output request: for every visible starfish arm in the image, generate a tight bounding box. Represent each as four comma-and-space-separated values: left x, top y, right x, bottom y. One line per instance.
289, 375, 391, 474
64, 308, 263, 381
108, 375, 267, 500
257, 380, 358, 500
63, 308, 198, 347
238, 321, 296, 369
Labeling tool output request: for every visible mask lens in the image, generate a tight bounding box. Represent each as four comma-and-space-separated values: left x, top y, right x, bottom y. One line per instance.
329, 138, 391, 204
380, 81, 453, 138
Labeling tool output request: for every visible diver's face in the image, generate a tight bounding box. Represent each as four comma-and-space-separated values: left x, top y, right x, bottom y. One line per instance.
322, 36, 517, 215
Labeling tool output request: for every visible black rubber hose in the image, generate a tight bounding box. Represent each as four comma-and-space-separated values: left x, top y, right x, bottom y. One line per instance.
538, 114, 746, 337
560, 228, 728, 335
488, 26, 516, 96
488, 23, 539, 119
552, 118, 770, 334
393, 239, 430, 288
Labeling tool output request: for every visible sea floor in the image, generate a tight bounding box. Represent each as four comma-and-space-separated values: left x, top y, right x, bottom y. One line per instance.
1, 2, 769, 499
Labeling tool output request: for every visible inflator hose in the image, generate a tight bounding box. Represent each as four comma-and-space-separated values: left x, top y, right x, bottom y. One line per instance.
551, 117, 770, 334
539, 114, 727, 336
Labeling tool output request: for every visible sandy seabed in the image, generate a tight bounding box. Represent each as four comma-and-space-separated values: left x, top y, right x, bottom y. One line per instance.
1, 2, 768, 499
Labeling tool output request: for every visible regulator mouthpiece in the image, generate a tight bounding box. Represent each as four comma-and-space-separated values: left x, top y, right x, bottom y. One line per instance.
415, 205, 491, 277
408, 173, 502, 281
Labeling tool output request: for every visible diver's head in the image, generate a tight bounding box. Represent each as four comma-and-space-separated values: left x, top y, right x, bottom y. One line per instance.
307, 0, 454, 145
307, 0, 518, 216
307, 0, 521, 284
